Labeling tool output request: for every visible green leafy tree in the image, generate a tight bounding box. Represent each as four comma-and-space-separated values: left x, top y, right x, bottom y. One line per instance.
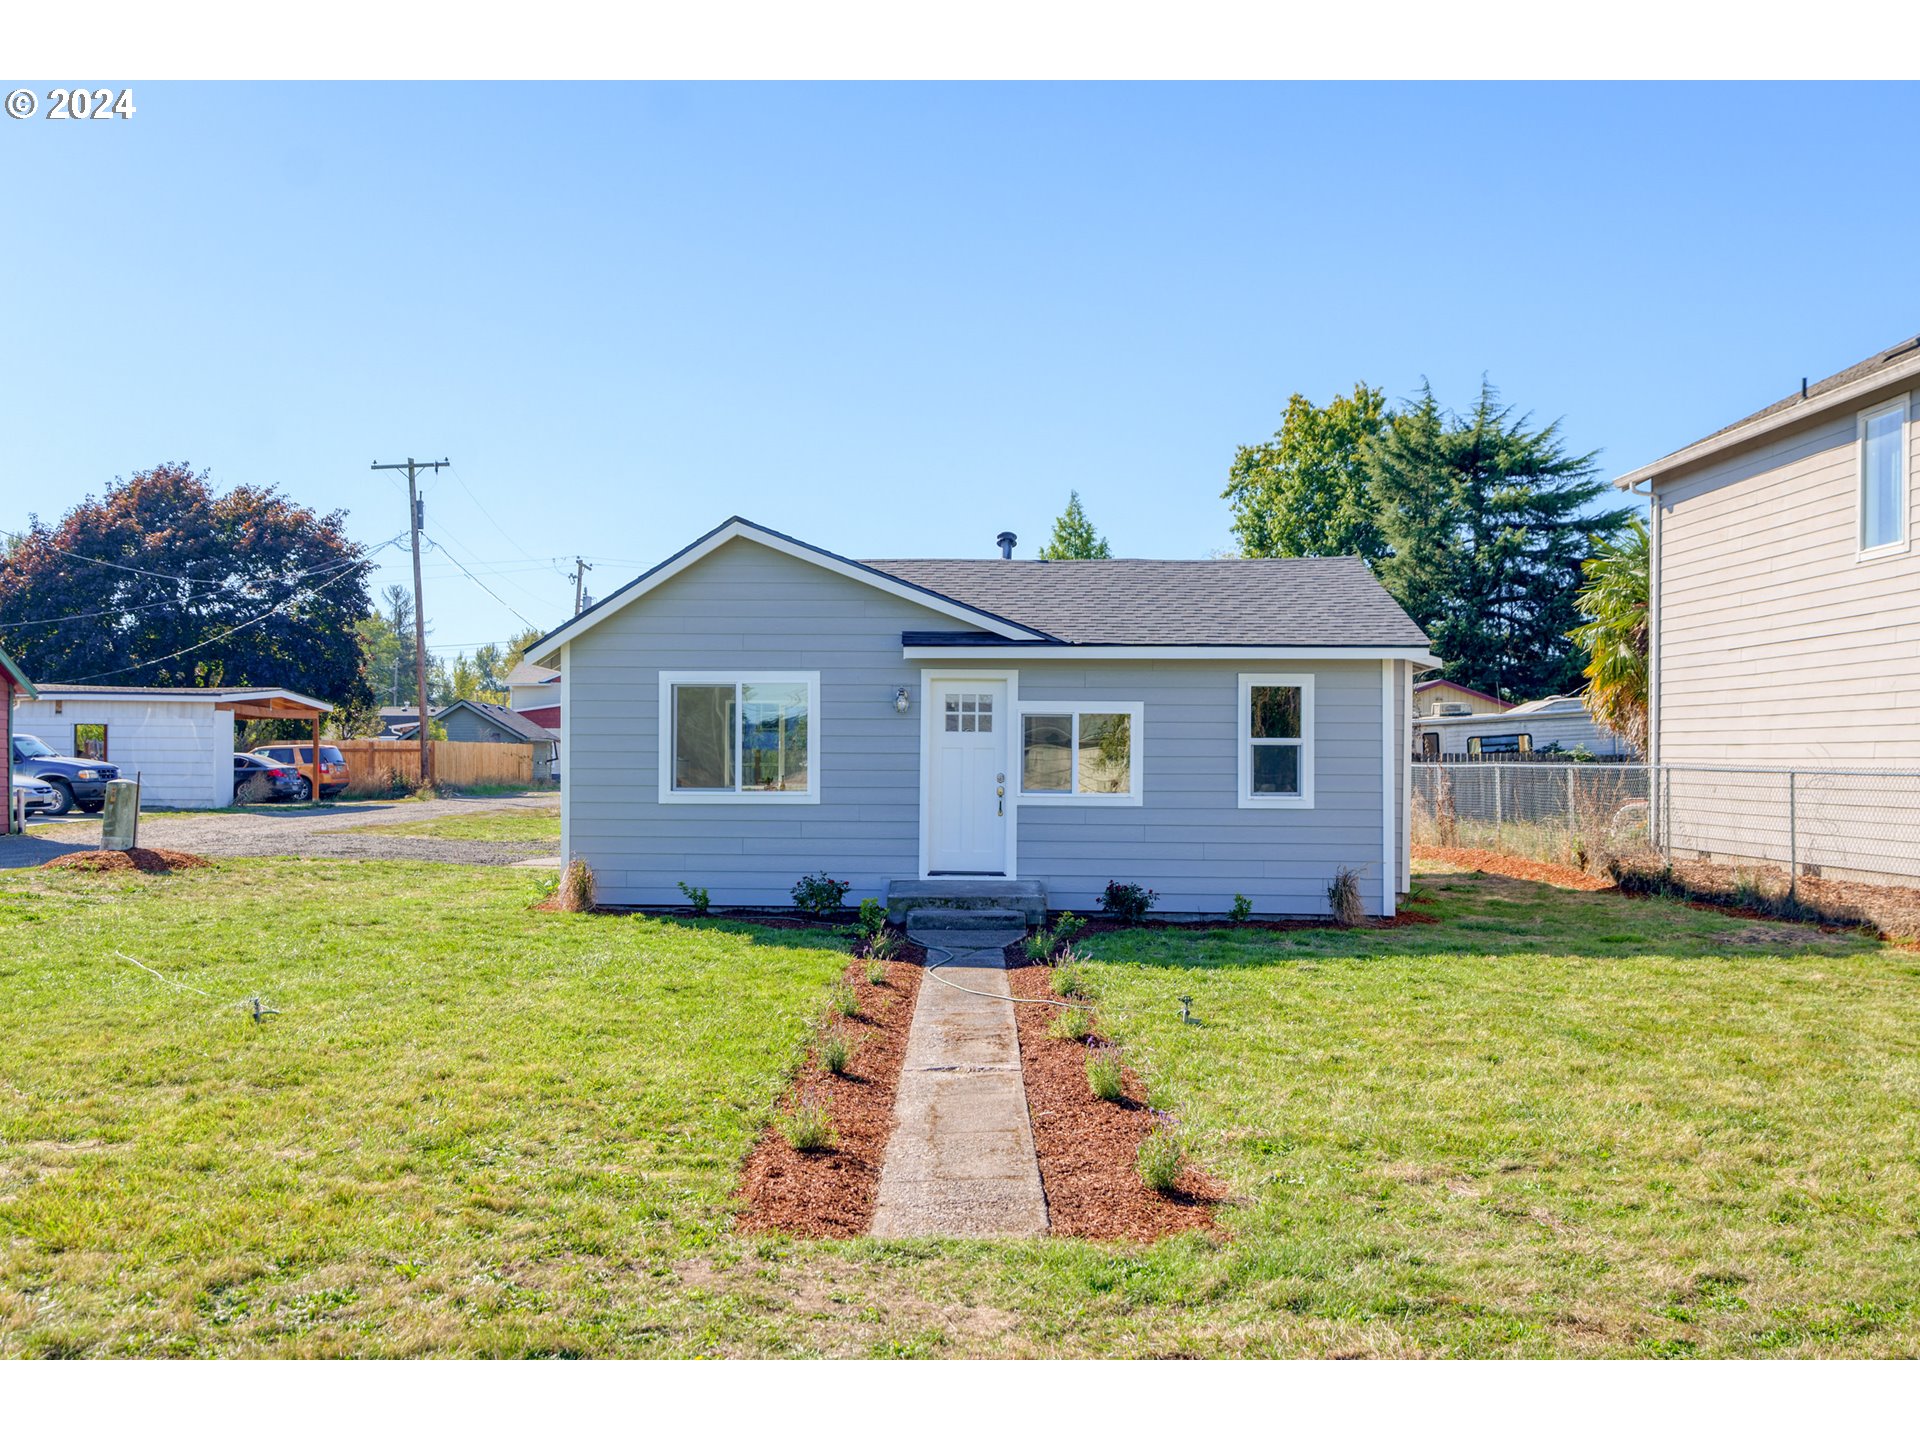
501, 625, 546, 676
0, 463, 371, 703
1569, 515, 1649, 751
1223, 384, 1390, 561
1037, 491, 1112, 560
1370, 382, 1629, 701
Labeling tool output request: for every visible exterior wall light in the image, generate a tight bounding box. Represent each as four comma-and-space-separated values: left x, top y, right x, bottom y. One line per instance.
894, 686, 912, 714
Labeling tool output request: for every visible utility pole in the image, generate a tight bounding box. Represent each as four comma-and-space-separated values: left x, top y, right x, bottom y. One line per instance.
570, 557, 593, 615
372, 457, 449, 788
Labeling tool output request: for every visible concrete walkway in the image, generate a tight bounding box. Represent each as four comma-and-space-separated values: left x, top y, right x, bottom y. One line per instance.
870, 926, 1049, 1239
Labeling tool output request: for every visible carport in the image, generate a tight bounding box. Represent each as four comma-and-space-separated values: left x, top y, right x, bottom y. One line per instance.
216, 691, 331, 800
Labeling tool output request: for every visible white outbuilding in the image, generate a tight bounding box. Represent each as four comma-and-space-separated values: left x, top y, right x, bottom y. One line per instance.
12, 685, 333, 809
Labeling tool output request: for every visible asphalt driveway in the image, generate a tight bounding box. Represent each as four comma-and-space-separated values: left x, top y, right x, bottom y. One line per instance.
0, 793, 561, 870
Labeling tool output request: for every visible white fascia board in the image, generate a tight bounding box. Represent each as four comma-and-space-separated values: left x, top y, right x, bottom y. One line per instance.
30, 687, 332, 711
904, 644, 1442, 665
1612, 351, 1920, 491
530, 519, 1047, 665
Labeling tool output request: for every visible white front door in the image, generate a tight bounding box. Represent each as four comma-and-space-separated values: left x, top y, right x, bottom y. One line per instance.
927, 679, 1009, 874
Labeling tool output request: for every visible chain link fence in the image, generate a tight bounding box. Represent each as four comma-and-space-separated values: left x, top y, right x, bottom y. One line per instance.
1413, 760, 1920, 889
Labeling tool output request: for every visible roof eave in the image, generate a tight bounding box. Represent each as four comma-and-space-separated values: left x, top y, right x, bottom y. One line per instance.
1614, 349, 1920, 491
903, 642, 1441, 665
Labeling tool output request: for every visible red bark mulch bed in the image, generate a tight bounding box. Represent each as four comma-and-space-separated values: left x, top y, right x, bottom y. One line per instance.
39, 847, 210, 875
1412, 844, 1614, 892
1064, 910, 1436, 935
1006, 950, 1227, 1242
735, 939, 926, 1237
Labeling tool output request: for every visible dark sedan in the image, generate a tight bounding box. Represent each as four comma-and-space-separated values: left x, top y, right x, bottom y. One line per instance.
233, 752, 306, 804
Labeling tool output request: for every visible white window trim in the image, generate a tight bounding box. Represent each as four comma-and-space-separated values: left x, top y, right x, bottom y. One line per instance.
1012, 701, 1145, 806
656, 670, 821, 805
1856, 394, 1910, 562
1237, 672, 1315, 809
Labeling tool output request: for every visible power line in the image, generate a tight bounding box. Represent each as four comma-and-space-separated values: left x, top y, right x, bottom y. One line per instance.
422, 535, 541, 631
0, 524, 375, 591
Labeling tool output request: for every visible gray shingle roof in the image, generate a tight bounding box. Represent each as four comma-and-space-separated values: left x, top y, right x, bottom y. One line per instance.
863, 555, 1428, 647
442, 699, 558, 742
1697, 333, 1920, 446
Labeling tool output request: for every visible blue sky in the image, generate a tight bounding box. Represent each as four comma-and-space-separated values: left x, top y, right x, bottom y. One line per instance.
5, 82, 1916, 656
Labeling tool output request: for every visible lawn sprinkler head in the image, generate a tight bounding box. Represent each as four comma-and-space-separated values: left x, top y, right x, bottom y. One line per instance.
1178, 994, 1193, 1025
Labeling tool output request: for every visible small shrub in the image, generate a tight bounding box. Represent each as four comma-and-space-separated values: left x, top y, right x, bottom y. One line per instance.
792, 871, 851, 917
779, 1098, 837, 1153
554, 856, 596, 912
1049, 948, 1088, 999
1326, 865, 1364, 927
677, 880, 711, 916
854, 897, 887, 942
864, 957, 888, 986
1229, 893, 1253, 923
827, 979, 859, 1019
1136, 1114, 1186, 1193
1052, 911, 1086, 947
1099, 881, 1158, 926
819, 1032, 851, 1076
868, 928, 901, 961
1086, 1043, 1126, 1102
1048, 1006, 1094, 1042
1023, 928, 1055, 963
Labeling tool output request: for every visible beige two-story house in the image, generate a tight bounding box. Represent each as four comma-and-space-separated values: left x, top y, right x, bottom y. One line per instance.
1618, 333, 1920, 880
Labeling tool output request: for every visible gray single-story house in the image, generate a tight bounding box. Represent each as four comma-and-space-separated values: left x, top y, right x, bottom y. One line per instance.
434, 698, 560, 781
529, 517, 1435, 918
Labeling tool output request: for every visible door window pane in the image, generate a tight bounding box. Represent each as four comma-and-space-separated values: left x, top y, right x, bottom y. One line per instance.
1863, 406, 1905, 550
673, 685, 735, 790
1249, 686, 1301, 739
740, 682, 809, 793
1021, 713, 1071, 793
1077, 712, 1131, 795
1251, 743, 1301, 796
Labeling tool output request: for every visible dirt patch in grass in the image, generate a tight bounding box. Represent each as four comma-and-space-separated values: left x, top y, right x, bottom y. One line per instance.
735, 939, 925, 1238
1414, 845, 1614, 892
1005, 952, 1225, 1242
1608, 854, 1920, 943
39, 848, 210, 875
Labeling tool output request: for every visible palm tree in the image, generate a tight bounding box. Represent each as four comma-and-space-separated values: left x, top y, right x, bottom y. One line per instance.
1568, 516, 1649, 751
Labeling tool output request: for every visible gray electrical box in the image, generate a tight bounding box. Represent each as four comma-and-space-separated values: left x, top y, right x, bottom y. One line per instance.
101, 778, 141, 851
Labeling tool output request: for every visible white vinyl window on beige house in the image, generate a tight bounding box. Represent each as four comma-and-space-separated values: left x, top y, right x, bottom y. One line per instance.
1015, 702, 1143, 805
658, 671, 819, 803
1237, 673, 1314, 808
1858, 396, 1909, 558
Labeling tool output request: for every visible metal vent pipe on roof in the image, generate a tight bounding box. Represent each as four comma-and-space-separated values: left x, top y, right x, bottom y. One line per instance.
995, 531, 1017, 559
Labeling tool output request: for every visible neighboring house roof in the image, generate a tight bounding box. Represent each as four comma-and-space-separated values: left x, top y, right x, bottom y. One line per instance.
530, 516, 1433, 664
1414, 678, 1509, 708
438, 698, 558, 743
505, 661, 559, 687
27, 684, 331, 711
1415, 694, 1584, 725
1616, 332, 1920, 490
0, 646, 36, 699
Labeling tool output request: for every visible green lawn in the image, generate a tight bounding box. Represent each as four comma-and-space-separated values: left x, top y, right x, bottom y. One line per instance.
2, 858, 1915, 1357
320, 807, 561, 842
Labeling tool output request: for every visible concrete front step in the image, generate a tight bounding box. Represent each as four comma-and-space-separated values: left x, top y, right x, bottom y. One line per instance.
905, 907, 1027, 934
887, 878, 1046, 926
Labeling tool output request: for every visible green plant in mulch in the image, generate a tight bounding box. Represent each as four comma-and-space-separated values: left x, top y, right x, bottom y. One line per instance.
677, 880, 711, 916
1085, 1042, 1126, 1102
827, 979, 859, 1019
1099, 881, 1158, 925
1048, 1005, 1094, 1042
1136, 1112, 1186, 1193
1049, 946, 1089, 999
779, 1097, 838, 1153
867, 928, 901, 961
1229, 893, 1253, 923
792, 871, 851, 918
1052, 911, 1086, 947
818, 1032, 851, 1076
852, 897, 888, 943
864, 957, 889, 987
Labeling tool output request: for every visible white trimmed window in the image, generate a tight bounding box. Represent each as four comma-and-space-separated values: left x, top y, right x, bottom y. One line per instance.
658, 672, 819, 803
1238, 673, 1314, 808
1859, 396, 1909, 557
1015, 703, 1143, 805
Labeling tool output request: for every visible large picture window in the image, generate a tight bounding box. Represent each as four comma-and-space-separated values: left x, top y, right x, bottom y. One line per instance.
1016, 703, 1143, 804
659, 672, 818, 803
1859, 396, 1909, 557
1238, 673, 1314, 808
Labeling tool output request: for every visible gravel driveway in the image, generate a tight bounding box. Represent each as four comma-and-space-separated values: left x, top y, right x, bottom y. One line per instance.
0, 793, 561, 870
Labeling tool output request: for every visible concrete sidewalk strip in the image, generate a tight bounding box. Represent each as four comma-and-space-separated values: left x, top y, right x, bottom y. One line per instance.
870, 927, 1049, 1239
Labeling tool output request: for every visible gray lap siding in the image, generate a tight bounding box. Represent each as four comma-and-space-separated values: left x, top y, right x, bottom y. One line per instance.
563, 538, 1396, 914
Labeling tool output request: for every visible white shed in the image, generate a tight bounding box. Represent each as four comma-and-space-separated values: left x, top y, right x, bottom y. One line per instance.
13, 685, 333, 809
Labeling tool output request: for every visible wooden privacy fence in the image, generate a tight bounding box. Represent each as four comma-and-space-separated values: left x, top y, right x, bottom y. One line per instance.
336, 739, 535, 795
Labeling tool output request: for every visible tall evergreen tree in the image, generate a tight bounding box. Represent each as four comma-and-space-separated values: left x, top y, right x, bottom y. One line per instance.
1223, 384, 1389, 561
1370, 382, 1628, 701
1037, 491, 1112, 560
